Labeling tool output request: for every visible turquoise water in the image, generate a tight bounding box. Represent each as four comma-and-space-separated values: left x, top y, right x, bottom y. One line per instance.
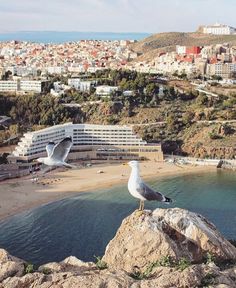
0, 31, 150, 43
0, 170, 235, 266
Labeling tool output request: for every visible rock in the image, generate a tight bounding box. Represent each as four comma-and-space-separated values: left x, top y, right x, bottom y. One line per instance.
62, 256, 95, 269
38, 262, 63, 273
2, 273, 46, 288
103, 208, 236, 272
130, 265, 204, 288
0, 249, 25, 282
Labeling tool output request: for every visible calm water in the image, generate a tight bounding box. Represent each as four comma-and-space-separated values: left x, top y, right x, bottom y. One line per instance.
0, 31, 150, 43
0, 170, 235, 266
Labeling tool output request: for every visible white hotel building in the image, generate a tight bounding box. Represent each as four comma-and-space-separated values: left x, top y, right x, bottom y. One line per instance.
9, 123, 163, 164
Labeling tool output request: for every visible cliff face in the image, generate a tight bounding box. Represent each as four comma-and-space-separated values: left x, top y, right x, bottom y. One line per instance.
1, 208, 236, 288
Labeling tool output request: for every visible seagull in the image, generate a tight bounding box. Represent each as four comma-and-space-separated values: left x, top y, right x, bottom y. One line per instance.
36, 137, 74, 168
128, 160, 172, 210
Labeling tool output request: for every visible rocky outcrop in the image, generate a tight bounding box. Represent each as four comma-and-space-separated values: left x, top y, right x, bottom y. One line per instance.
103, 209, 236, 273
1, 208, 236, 288
181, 144, 236, 159
0, 249, 25, 283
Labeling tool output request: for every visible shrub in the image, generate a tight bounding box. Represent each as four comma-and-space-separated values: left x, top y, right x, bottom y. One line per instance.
176, 258, 191, 271
200, 272, 216, 286
42, 267, 51, 275
158, 255, 173, 267
205, 252, 216, 264
130, 256, 175, 280
24, 263, 34, 274
209, 131, 222, 140
94, 256, 108, 270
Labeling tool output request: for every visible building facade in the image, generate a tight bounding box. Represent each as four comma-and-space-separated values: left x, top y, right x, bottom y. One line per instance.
0, 80, 19, 92
95, 85, 119, 96
9, 123, 163, 163
0, 80, 48, 93
203, 23, 236, 35
206, 63, 236, 78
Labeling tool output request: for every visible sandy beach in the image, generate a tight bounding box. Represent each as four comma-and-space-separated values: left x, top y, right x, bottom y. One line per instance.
0, 161, 216, 221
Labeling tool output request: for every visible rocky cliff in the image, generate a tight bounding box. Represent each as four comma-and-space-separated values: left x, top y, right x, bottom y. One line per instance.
1, 208, 236, 288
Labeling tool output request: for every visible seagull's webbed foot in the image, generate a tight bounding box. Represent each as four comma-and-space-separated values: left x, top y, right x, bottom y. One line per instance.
136, 200, 145, 216
135, 209, 145, 217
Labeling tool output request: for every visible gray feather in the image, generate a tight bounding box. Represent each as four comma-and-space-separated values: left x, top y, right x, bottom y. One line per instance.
46, 142, 55, 157
51, 137, 72, 161
136, 182, 167, 202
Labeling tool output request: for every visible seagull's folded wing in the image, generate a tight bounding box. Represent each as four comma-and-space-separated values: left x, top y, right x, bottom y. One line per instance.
137, 181, 165, 201
51, 137, 72, 162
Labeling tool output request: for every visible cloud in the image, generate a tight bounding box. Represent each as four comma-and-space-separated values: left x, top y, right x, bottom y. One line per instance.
0, 0, 235, 33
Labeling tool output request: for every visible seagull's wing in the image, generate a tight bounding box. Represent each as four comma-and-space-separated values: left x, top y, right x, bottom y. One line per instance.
51, 137, 72, 162
137, 181, 172, 202
46, 142, 55, 157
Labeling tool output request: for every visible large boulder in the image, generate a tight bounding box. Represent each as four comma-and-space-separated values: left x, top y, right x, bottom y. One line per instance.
103, 208, 236, 273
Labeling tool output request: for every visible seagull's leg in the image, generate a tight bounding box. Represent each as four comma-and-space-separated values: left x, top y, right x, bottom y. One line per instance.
136, 200, 145, 216
141, 200, 145, 211
139, 200, 142, 210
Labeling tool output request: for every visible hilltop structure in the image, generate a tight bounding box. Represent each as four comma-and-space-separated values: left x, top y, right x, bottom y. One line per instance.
201, 23, 236, 35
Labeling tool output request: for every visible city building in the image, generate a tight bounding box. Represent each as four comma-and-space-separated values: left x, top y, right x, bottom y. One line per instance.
9, 123, 163, 163
96, 85, 119, 96
20, 80, 47, 93
80, 81, 92, 92
0, 80, 48, 93
206, 63, 236, 79
68, 78, 81, 90
176, 46, 201, 55
202, 23, 236, 35
0, 80, 19, 92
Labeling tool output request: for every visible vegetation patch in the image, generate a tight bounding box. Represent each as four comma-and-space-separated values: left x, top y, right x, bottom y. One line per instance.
200, 272, 217, 287
129, 256, 191, 280
24, 263, 34, 274
94, 256, 108, 270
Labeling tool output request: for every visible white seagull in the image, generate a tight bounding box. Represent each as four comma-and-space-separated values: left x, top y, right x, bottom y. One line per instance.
128, 160, 172, 210
36, 137, 74, 168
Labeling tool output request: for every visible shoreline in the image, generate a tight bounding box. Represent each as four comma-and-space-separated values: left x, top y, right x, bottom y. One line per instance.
0, 162, 216, 222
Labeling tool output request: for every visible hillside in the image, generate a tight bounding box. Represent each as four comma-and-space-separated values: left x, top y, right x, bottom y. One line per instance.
131, 32, 236, 61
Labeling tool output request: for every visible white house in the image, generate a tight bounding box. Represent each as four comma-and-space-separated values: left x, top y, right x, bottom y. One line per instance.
96, 85, 119, 96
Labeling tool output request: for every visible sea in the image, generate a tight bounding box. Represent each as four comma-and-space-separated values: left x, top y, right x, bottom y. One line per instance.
0, 170, 235, 266
0, 31, 150, 43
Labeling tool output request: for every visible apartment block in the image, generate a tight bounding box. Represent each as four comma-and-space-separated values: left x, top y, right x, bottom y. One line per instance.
0, 80, 19, 92
0, 80, 48, 93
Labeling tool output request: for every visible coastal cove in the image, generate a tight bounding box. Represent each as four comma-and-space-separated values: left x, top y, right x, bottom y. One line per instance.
0, 164, 235, 266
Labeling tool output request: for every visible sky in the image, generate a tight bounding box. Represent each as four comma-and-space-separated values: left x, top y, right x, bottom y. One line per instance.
0, 0, 235, 33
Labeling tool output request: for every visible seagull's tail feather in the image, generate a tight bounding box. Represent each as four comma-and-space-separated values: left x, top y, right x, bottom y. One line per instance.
162, 196, 172, 204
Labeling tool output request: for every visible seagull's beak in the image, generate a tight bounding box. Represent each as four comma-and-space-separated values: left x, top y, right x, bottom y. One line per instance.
32, 159, 37, 163
122, 163, 128, 166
